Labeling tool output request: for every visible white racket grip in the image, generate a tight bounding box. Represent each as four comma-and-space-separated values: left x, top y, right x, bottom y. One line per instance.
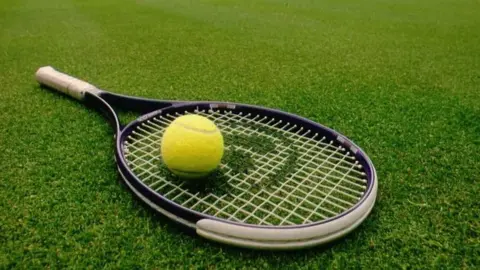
35, 66, 100, 100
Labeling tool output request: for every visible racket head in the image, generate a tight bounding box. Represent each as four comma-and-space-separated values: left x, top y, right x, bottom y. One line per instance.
115, 101, 377, 237
35, 66, 377, 249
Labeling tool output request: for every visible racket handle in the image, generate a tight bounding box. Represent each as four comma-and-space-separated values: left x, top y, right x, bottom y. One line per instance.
35, 66, 100, 100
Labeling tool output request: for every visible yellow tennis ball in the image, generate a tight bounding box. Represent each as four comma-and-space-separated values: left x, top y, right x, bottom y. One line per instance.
161, 114, 224, 179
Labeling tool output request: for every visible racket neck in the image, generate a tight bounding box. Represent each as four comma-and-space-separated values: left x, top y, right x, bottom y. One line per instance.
100, 92, 174, 114
84, 92, 122, 133
84, 92, 176, 133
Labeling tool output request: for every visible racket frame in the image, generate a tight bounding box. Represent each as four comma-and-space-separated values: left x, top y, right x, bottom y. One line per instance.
36, 66, 378, 250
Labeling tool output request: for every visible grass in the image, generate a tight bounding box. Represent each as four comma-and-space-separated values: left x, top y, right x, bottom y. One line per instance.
1, 0, 479, 268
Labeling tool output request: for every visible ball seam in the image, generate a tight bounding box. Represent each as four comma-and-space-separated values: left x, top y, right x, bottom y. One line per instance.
173, 121, 218, 134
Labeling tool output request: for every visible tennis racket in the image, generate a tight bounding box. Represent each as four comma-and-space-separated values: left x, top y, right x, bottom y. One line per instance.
35, 66, 378, 250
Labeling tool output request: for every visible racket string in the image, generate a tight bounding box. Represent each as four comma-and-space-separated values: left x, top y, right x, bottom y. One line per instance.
203, 110, 364, 179
199, 110, 336, 223
255, 138, 342, 224
200, 110, 365, 223
175, 112, 307, 224
280, 144, 353, 223
123, 109, 368, 226
213, 126, 314, 224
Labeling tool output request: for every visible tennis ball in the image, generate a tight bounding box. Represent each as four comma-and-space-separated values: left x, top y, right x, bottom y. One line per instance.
161, 114, 224, 179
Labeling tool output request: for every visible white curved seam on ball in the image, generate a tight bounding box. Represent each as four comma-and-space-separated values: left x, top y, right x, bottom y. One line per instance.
173, 122, 219, 134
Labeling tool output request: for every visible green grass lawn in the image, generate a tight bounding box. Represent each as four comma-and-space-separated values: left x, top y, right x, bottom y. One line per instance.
1, 0, 479, 268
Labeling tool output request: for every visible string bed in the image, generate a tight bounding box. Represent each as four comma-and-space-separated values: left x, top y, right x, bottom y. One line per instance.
124, 109, 367, 226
